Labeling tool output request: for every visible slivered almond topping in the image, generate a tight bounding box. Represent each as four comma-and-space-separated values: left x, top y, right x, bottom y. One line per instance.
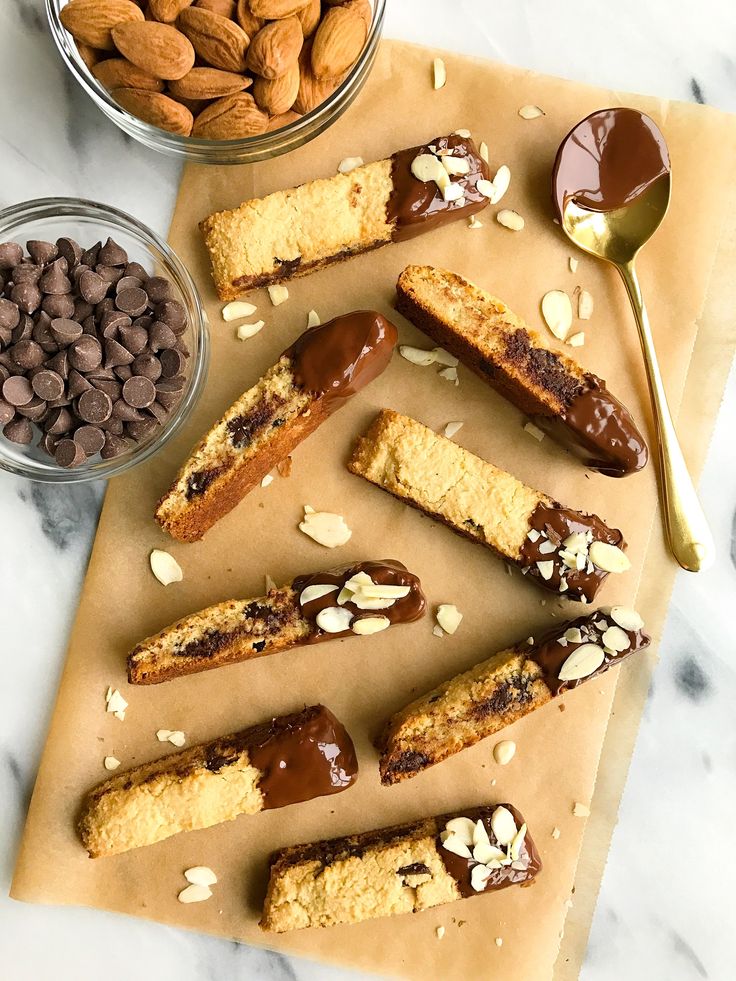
467, 215, 483, 229
236, 320, 265, 340
558, 643, 606, 681
337, 156, 364, 174
307, 309, 320, 327
496, 209, 524, 231
150, 549, 183, 586
184, 866, 218, 887
438, 366, 458, 384
536, 560, 554, 580
260, 474, 274, 487
479, 140, 489, 163
351, 616, 390, 635
551, 827, 561, 839
267, 284, 289, 306
589, 541, 630, 574
541, 290, 573, 340
433, 57, 446, 89
106, 689, 128, 715
602, 625, 631, 652
432, 624, 444, 637
573, 802, 591, 817
487, 165, 511, 204
436, 926, 445, 939
578, 289, 594, 320
433, 348, 459, 367
510, 822, 527, 860
610, 606, 644, 631
568, 331, 585, 347
442, 183, 465, 203
299, 583, 338, 605
453, 128, 471, 138
315, 606, 353, 633
476, 178, 495, 199
156, 729, 173, 741
445, 817, 476, 845
518, 104, 545, 119
493, 740, 516, 765
411, 153, 447, 186
178, 884, 212, 904
222, 300, 257, 322
436, 604, 463, 634
104, 756, 121, 771
569, 257, 578, 273
442, 155, 471, 176
442, 833, 473, 859
490, 806, 517, 846
443, 421, 463, 438
524, 421, 545, 441
470, 864, 492, 892
299, 508, 352, 548
399, 345, 437, 366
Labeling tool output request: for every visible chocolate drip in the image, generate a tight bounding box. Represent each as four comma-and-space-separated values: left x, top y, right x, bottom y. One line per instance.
247, 705, 358, 810
535, 375, 649, 477
519, 502, 625, 602
524, 611, 650, 697
387, 135, 490, 242
292, 559, 426, 641
436, 804, 541, 898
285, 311, 397, 414
552, 107, 670, 218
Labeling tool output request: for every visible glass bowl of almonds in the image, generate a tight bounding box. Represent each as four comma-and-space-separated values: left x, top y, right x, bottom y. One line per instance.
0, 197, 209, 482
46, 0, 386, 164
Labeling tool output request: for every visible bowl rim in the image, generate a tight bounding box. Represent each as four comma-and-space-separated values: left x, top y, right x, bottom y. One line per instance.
0, 195, 209, 484
45, 0, 387, 163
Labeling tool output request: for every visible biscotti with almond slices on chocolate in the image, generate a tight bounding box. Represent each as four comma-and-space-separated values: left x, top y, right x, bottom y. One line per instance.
155, 311, 396, 542
78, 705, 357, 858
200, 134, 490, 301
128, 560, 425, 685
348, 409, 630, 602
395, 264, 649, 477
260, 802, 540, 932
378, 608, 649, 785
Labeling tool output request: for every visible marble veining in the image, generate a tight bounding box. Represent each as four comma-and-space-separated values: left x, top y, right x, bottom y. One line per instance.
1, 1, 735, 980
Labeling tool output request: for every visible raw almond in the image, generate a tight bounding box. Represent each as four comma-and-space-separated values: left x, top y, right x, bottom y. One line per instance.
344, 0, 372, 27
77, 42, 102, 70
294, 41, 344, 112
296, 0, 321, 37
267, 109, 301, 130
249, 0, 310, 18
246, 17, 303, 79
169, 66, 251, 99
197, 0, 235, 13
178, 7, 250, 72
311, 4, 366, 79
93, 57, 165, 92
113, 87, 194, 134
61, 0, 144, 52
112, 21, 195, 80
252, 61, 300, 114
192, 91, 269, 138
235, 0, 265, 36
148, 0, 194, 22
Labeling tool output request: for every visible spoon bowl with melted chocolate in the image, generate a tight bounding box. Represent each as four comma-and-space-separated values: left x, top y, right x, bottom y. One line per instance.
552, 107, 714, 573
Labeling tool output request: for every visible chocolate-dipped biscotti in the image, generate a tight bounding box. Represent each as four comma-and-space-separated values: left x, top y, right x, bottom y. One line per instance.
261, 803, 540, 932
128, 560, 426, 685
79, 705, 357, 858
156, 311, 396, 542
200, 134, 490, 300
395, 265, 649, 477
348, 410, 630, 602
379, 608, 649, 784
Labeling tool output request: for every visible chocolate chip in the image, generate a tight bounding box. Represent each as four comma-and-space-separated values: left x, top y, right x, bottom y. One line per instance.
38, 432, 59, 457
17, 396, 48, 421
98, 237, 128, 267
100, 431, 129, 458
81, 315, 97, 336
124, 261, 148, 282
100, 416, 124, 435
122, 375, 156, 408
74, 425, 105, 456
50, 318, 83, 348
154, 387, 181, 410
56, 237, 83, 269
159, 348, 186, 378
147, 400, 168, 424
42, 293, 75, 319
0, 242, 23, 269
45, 349, 69, 379
144, 277, 173, 303
104, 337, 134, 369
0, 298, 20, 330
13, 263, 42, 284
95, 297, 116, 319
32, 369, 64, 402
131, 352, 162, 381
67, 368, 92, 398
101, 309, 132, 338
10, 283, 41, 314
79, 270, 108, 304
116, 286, 148, 317
0, 399, 15, 425
2, 374, 33, 406
78, 388, 112, 423
149, 321, 177, 352
96, 264, 124, 287
68, 335, 102, 372
155, 299, 186, 331
27, 240, 58, 266
112, 398, 145, 422
44, 406, 74, 435
39, 259, 71, 295
73, 297, 94, 322
80, 242, 101, 267
91, 377, 122, 400
156, 375, 186, 393
11, 314, 33, 344
0, 325, 12, 348
126, 416, 158, 441
32, 315, 58, 354
11, 339, 45, 369
114, 364, 133, 382
115, 275, 143, 295
3, 416, 32, 443
55, 438, 85, 468
119, 322, 148, 356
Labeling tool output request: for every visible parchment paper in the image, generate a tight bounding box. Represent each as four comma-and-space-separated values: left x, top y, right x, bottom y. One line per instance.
11, 41, 736, 981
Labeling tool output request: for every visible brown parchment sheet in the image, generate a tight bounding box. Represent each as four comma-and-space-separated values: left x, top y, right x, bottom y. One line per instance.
11, 41, 736, 981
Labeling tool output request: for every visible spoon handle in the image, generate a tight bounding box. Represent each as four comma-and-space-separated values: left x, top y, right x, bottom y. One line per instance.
618, 261, 714, 572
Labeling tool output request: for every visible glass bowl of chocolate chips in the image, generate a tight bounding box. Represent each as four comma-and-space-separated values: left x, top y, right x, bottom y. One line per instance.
0, 197, 209, 482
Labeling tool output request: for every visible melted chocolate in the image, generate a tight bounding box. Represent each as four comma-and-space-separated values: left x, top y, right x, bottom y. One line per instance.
437, 804, 542, 898
524, 611, 650, 696
387, 135, 490, 242
247, 705, 358, 810
292, 559, 426, 641
519, 503, 625, 603
552, 107, 670, 218
285, 311, 397, 413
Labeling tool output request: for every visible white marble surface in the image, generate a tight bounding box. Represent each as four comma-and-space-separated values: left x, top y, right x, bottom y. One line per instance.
1, 1, 735, 979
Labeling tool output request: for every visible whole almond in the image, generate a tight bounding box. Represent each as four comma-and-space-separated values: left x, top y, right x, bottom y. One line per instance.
169, 67, 251, 99
311, 5, 366, 79
252, 61, 299, 115
249, 0, 310, 18
246, 17, 302, 79
296, 0, 321, 37
192, 91, 269, 138
178, 8, 250, 73
112, 21, 195, 79
93, 57, 165, 92
77, 42, 102, 70
294, 40, 344, 113
112, 87, 194, 134
344, 0, 372, 27
235, 0, 264, 36
148, 0, 194, 22
197, 0, 236, 16
267, 109, 301, 130
60, 0, 144, 52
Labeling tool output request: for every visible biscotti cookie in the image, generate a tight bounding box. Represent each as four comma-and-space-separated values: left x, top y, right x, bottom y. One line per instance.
128, 560, 426, 685
348, 410, 629, 602
200, 133, 490, 300
378, 607, 649, 784
260, 802, 540, 932
156, 311, 396, 542
78, 705, 357, 858
395, 264, 649, 477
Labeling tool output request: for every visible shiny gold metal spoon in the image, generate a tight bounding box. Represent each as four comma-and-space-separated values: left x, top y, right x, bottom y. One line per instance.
559, 156, 714, 572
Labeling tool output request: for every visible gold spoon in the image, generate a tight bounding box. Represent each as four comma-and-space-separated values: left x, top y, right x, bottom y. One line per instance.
554, 109, 714, 572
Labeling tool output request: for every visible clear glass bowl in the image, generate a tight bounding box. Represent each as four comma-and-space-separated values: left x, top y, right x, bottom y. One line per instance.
45, 0, 386, 165
0, 197, 209, 483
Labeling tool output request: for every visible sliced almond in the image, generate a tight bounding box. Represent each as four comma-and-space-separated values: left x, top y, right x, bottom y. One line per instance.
351, 616, 390, 635
490, 805, 517, 846
432, 624, 444, 637
433, 57, 446, 90
436, 926, 445, 940
496, 209, 524, 231
399, 345, 437, 366
359, 584, 411, 599
337, 155, 364, 174
610, 606, 644, 631
601, 625, 631, 652
467, 216, 483, 229
473, 841, 506, 865
442, 155, 471, 177
573, 802, 591, 817
476, 178, 495, 199
578, 289, 594, 320
564, 627, 583, 644
445, 816, 476, 845
558, 643, 606, 681
569, 257, 578, 273
267, 284, 289, 306
524, 421, 545, 441
222, 299, 257, 321
536, 560, 554, 581
568, 331, 585, 347
442, 833, 472, 859
442, 183, 465, 203
236, 319, 265, 340
438, 366, 458, 384
315, 606, 353, 633
488, 164, 511, 203
432, 348, 459, 367
150, 549, 183, 586
168, 730, 186, 747
493, 739, 516, 765
443, 421, 463, 438
551, 827, 561, 839
104, 756, 121, 771
260, 474, 274, 487
453, 128, 471, 138
156, 729, 173, 741
436, 604, 463, 634
178, 883, 212, 904
588, 541, 631, 574
472, 819, 491, 849
518, 104, 545, 119
470, 864, 492, 892
479, 140, 489, 163
307, 309, 320, 327
299, 583, 338, 606
106, 689, 128, 715
411, 153, 447, 186
184, 866, 218, 887
299, 509, 352, 548
541, 290, 573, 341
